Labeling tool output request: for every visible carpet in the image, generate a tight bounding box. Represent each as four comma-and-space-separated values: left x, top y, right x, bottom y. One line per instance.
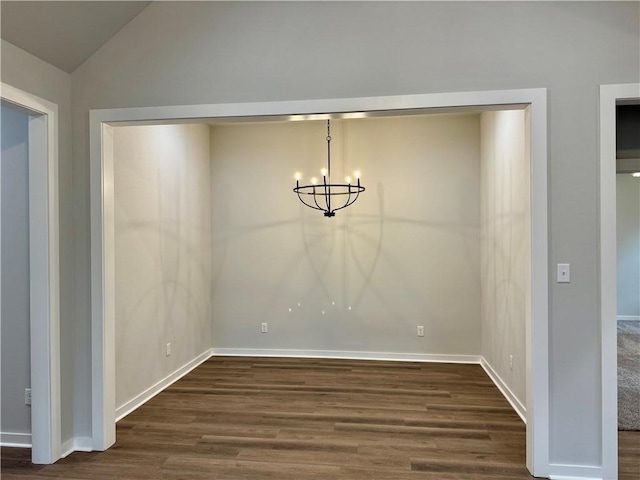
618, 321, 640, 431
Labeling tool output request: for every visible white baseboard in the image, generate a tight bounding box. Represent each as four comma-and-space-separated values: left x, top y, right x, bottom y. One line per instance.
211, 348, 481, 364
548, 463, 603, 480
115, 348, 214, 422
61, 438, 73, 458
1, 432, 32, 448
479, 357, 527, 424
60, 436, 93, 458
617, 315, 640, 321
59, 351, 215, 456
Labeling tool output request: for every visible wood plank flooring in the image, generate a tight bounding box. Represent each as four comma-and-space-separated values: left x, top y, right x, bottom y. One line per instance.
2, 356, 639, 479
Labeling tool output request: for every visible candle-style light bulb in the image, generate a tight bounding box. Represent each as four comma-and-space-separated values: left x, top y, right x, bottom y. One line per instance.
321, 168, 327, 177
354, 170, 361, 179
311, 177, 318, 185
294, 172, 302, 181
345, 176, 352, 184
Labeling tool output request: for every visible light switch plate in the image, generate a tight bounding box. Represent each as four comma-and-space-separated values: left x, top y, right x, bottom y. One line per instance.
557, 263, 571, 283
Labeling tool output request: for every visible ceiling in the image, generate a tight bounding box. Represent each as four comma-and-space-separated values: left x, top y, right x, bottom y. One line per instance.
1, 1, 151, 73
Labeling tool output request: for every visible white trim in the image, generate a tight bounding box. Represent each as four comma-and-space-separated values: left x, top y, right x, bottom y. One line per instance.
211, 348, 480, 364
549, 477, 601, 480
617, 315, 640, 321
90, 88, 549, 476
526, 89, 549, 479
599, 82, 640, 480
1, 432, 32, 448
88, 89, 547, 125
1, 83, 61, 464
60, 438, 73, 458
91, 122, 116, 450
548, 464, 603, 480
74, 437, 93, 452
60, 436, 95, 458
115, 349, 214, 422
480, 357, 527, 424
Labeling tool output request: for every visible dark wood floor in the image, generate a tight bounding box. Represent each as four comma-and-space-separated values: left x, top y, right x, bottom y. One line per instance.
2, 357, 639, 479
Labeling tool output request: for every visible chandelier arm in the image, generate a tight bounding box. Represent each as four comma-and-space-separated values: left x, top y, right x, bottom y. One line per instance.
340, 188, 353, 210
313, 188, 326, 211
333, 185, 365, 211
325, 185, 331, 214
296, 189, 326, 212
343, 182, 365, 208
332, 190, 360, 213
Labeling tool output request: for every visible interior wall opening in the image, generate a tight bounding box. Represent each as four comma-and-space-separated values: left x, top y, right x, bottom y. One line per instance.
0, 85, 61, 464
92, 89, 548, 475
615, 101, 640, 473
1, 100, 32, 448
110, 106, 531, 429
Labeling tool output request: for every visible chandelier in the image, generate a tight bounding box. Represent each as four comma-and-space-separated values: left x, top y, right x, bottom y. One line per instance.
293, 120, 365, 217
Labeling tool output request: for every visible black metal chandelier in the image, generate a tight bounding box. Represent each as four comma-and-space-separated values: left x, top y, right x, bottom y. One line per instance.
293, 120, 365, 217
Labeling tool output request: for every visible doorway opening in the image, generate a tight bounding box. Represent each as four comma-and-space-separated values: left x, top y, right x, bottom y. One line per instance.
599, 83, 640, 480
0, 84, 61, 464
90, 89, 549, 477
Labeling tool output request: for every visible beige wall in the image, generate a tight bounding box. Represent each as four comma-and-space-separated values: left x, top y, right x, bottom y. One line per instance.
617, 174, 640, 319
480, 110, 530, 407
210, 114, 482, 355
113, 124, 212, 409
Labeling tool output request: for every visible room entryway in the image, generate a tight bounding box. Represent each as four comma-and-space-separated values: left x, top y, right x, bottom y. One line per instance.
614, 101, 640, 477
89, 89, 550, 477
599, 83, 640, 479
0, 84, 61, 464
1, 101, 32, 450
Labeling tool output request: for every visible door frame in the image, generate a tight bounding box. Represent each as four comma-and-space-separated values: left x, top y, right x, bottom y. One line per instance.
1, 82, 61, 464
89, 88, 550, 476
599, 82, 640, 480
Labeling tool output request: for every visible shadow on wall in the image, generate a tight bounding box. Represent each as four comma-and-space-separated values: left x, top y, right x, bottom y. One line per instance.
211, 178, 481, 352
115, 219, 212, 401
204, 114, 484, 354
113, 123, 213, 408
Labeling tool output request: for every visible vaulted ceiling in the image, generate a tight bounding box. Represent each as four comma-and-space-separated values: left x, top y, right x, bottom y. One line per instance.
1, 1, 151, 73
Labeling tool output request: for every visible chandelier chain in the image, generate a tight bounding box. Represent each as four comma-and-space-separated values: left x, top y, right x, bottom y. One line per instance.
326, 120, 331, 211
326, 120, 331, 179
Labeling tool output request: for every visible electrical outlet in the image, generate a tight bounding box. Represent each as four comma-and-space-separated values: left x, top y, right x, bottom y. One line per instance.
25, 388, 31, 406
261, 322, 268, 333
417, 326, 425, 337
509, 354, 514, 370
166, 343, 171, 356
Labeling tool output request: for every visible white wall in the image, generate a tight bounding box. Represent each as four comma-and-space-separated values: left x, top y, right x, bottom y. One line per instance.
480, 110, 530, 408
211, 115, 481, 355
616, 174, 640, 319
114, 124, 212, 409
1, 40, 74, 444
1, 103, 31, 438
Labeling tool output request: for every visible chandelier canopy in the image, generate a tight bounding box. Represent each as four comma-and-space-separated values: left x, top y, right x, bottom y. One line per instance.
293, 120, 365, 217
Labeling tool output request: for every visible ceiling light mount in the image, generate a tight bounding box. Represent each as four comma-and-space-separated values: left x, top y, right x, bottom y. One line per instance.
293, 120, 365, 217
